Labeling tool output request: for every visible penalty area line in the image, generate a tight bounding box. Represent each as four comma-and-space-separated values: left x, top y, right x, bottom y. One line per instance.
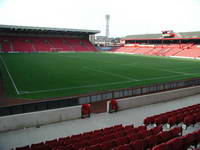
0, 55, 20, 95
19, 72, 200, 95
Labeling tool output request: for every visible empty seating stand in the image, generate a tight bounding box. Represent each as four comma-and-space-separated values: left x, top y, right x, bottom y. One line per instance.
0, 36, 97, 53
112, 44, 200, 59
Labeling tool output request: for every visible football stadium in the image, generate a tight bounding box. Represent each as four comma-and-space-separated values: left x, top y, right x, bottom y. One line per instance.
1, 0, 200, 150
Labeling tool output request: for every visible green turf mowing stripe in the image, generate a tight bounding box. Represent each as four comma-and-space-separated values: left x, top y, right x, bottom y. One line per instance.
0, 52, 200, 99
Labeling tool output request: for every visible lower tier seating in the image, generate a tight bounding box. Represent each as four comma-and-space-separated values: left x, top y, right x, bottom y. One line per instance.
113, 44, 200, 58
0, 36, 97, 52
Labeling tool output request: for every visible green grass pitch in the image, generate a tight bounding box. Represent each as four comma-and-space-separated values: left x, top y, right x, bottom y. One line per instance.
0, 52, 200, 100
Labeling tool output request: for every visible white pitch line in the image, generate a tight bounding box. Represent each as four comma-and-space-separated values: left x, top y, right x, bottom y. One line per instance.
83, 66, 139, 81
0, 55, 20, 95
19, 72, 200, 95
122, 63, 193, 76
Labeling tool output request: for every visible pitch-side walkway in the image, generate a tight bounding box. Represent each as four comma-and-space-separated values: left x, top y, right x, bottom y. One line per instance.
0, 94, 200, 150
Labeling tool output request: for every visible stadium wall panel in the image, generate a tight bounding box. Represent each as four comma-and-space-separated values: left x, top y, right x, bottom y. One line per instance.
115, 85, 200, 111
0, 105, 81, 132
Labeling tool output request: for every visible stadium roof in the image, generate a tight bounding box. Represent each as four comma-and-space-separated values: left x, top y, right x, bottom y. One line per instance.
124, 31, 200, 40
0, 24, 100, 36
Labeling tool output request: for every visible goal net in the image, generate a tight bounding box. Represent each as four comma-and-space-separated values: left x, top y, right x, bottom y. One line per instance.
50, 48, 63, 52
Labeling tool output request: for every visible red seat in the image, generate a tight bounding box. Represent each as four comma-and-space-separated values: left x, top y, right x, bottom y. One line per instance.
115, 137, 129, 146
124, 124, 134, 130
100, 140, 116, 150
149, 126, 162, 135
137, 130, 149, 139
31, 142, 44, 148
58, 137, 70, 146
182, 133, 195, 149
131, 139, 147, 150
144, 116, 155, 125
16, 145, 30, 150
169, 127, 182, 138
152, 143, 170, 150
167, 116, 177, 127
31, 145, 49, 150
137, 125, 146, 131
157, 131, 171, 144
90, 137, 103, 146
166, 137, 184, 150
115, 130, 126, 137
84, 144, 101, 150
101, 134, 115, 142
45, 139, 58, 148
146, 135, 158, 148
113, 144, 132, 150
72, 140, 89, 150
183, 115, 195, 127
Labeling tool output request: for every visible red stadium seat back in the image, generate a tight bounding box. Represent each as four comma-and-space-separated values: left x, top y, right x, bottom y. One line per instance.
167, 116, 177, 127
58, 137, 70, 146
31, 142, 44, 148
152, 143, 170, 150
137, 130, 149, 139
157, 131, 171, 144
115, 137, 129, 146
183, 115, 194, 127
150, 126, 162, 136
84, 144, 101, 150
155, 116, 167, 125
51, 146, 66, 150
124, 124, 134, 130
101, 134, 115, 142
72, 140, 89, 150
144, 116, 155, 125
176, 114, 184, 123
146, 135, 158, 148
137, 125, 147, 131
167, 137, 184, 150
113, 124, 123, 130
169, 127, 182, 138
90, 137, 102, 146
114, 144, 132, 150
193, 129, 200, 143
45, 139, 58, 148
31, 145, 49, 150
131, 139, 147, 150
16, 145, 30, 150
100, 140, 116, 150
115, 130, 126, 137
182, 133, 195, 148
127, 133, 138, 142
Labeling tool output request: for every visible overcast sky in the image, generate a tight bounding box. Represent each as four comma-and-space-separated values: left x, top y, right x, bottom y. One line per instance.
0, 0, 199, 37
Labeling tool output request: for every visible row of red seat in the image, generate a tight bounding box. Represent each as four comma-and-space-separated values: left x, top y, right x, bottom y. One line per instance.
0, 36, 97, 52
14, 124, 162, 150
113, 44, 200, 58
144, 103, 200, 127
152, 128, 200, 150
68, 127, 180, 150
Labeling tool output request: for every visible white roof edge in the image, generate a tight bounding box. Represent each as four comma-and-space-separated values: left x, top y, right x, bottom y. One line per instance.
0, 24, 100, 34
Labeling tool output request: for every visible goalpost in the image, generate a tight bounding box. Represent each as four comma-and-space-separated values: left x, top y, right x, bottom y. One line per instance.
50, 48, 63, 52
